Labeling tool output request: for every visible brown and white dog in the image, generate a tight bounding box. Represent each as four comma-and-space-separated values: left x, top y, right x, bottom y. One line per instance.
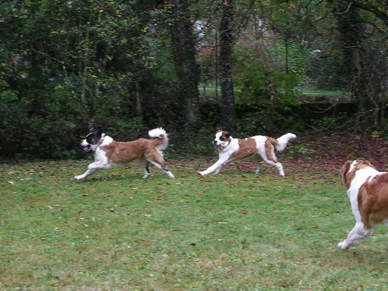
197, 130, 296, 176
338, 160, 388, 249
74, 127, 175, 180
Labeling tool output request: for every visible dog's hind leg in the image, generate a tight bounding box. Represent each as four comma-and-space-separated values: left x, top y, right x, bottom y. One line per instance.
256, 140, 285, 176
266, 159, 285, 176
146, 152, 175, 178
257, 155, 285, 176
148, 160, 175, 178
143, 161, 151, 179
337, 223, 372, 249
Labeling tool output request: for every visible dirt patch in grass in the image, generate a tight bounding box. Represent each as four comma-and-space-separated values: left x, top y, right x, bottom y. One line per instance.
289, 132, 388, 171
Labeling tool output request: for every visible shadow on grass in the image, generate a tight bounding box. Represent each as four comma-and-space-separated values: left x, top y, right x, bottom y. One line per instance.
73, 173, 175, 183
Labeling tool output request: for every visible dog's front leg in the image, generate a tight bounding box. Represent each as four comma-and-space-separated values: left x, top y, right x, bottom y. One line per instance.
214, 160, 229, 174
74, 162, 110, 180
198, 158, 228, 176
74, 168, 97, 180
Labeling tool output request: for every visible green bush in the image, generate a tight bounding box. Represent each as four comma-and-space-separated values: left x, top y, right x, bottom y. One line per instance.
232, 48, 303, 133
233, 48, 299, 107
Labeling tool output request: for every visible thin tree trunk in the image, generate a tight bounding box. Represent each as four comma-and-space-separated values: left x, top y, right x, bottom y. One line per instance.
170, 0, 199, 123
134, 81, 143, 117
333, 0, 368, 127
218, 0, 236, 129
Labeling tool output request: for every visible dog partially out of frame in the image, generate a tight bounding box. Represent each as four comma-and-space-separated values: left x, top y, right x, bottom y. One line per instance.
197, 130, 296, 176
338, 159, 388, 249
74, 127, 175, 180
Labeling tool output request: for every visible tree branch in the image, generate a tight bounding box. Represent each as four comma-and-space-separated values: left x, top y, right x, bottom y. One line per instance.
353, 1, 388, 26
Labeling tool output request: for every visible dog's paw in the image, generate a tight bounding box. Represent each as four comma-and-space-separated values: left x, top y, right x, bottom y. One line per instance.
197, 171, 205, 176
73, 175, 83, 181
337, 241, 349, 249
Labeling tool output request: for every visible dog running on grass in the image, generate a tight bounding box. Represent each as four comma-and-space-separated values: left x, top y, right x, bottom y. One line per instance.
74, 127, 175, 180
338, 159, 388, 249
197, 130, 296, 176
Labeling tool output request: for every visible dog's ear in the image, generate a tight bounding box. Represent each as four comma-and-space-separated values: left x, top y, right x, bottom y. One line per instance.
86, 127, 104, 144
94, 127, 103, 135
363, 160, 375, 169
340, 160, 352, 187
223, 131, 230, 139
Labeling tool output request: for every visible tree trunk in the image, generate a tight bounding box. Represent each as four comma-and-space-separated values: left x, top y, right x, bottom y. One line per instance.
218, 0, 236, 129
170, 0, 199, 123
134, 81, 143, 118
333, 0, 368, 127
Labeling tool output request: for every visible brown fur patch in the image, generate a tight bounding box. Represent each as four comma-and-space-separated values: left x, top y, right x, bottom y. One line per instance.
229, 138, 257, 161
358, 172, 388, 228
220, 131, 231, 143
101, 138, 164, 164
342, 160, 388, 229
342, 160, 375, 189
265, 137, 278, 162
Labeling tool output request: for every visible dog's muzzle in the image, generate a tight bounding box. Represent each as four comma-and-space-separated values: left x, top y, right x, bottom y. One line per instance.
80, 144, 92, 152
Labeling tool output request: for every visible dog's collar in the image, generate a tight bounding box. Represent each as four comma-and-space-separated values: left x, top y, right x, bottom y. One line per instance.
224, 138, 232, 147
96, 133, 106, 147
218, 138, 232, 150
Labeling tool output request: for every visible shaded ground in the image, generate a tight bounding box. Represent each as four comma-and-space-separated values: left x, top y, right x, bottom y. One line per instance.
289, 133, 388, 172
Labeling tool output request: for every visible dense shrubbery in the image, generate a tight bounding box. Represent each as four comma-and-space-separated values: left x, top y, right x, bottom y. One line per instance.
0, 42, 358, 160
0, 89, 356, 160
231, 47, 305, 135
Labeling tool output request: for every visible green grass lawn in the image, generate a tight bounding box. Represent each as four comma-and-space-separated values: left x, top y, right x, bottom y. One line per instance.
1, 159, 387, 289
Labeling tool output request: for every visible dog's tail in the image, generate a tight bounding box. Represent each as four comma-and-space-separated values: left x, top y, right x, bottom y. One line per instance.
275, 133, 296, 152
148, 127, 169, 150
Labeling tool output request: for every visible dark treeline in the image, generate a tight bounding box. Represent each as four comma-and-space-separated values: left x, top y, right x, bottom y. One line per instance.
0, 0, 386, 159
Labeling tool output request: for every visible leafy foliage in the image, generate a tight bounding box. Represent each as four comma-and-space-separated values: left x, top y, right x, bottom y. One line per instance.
0, 0, 386, 159
232, 48, 303, 133
0, 0, 175, 158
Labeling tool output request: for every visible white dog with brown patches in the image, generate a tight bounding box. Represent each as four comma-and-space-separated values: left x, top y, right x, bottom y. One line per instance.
197, 130, 296, 176
74, 127, 175, 180
338, 160, 388, 249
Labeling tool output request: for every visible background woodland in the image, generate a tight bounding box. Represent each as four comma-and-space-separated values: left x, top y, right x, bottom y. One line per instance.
0, 0, 387, 159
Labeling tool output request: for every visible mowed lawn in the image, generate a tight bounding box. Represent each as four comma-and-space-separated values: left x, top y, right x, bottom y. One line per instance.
1, 159, 388, 290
